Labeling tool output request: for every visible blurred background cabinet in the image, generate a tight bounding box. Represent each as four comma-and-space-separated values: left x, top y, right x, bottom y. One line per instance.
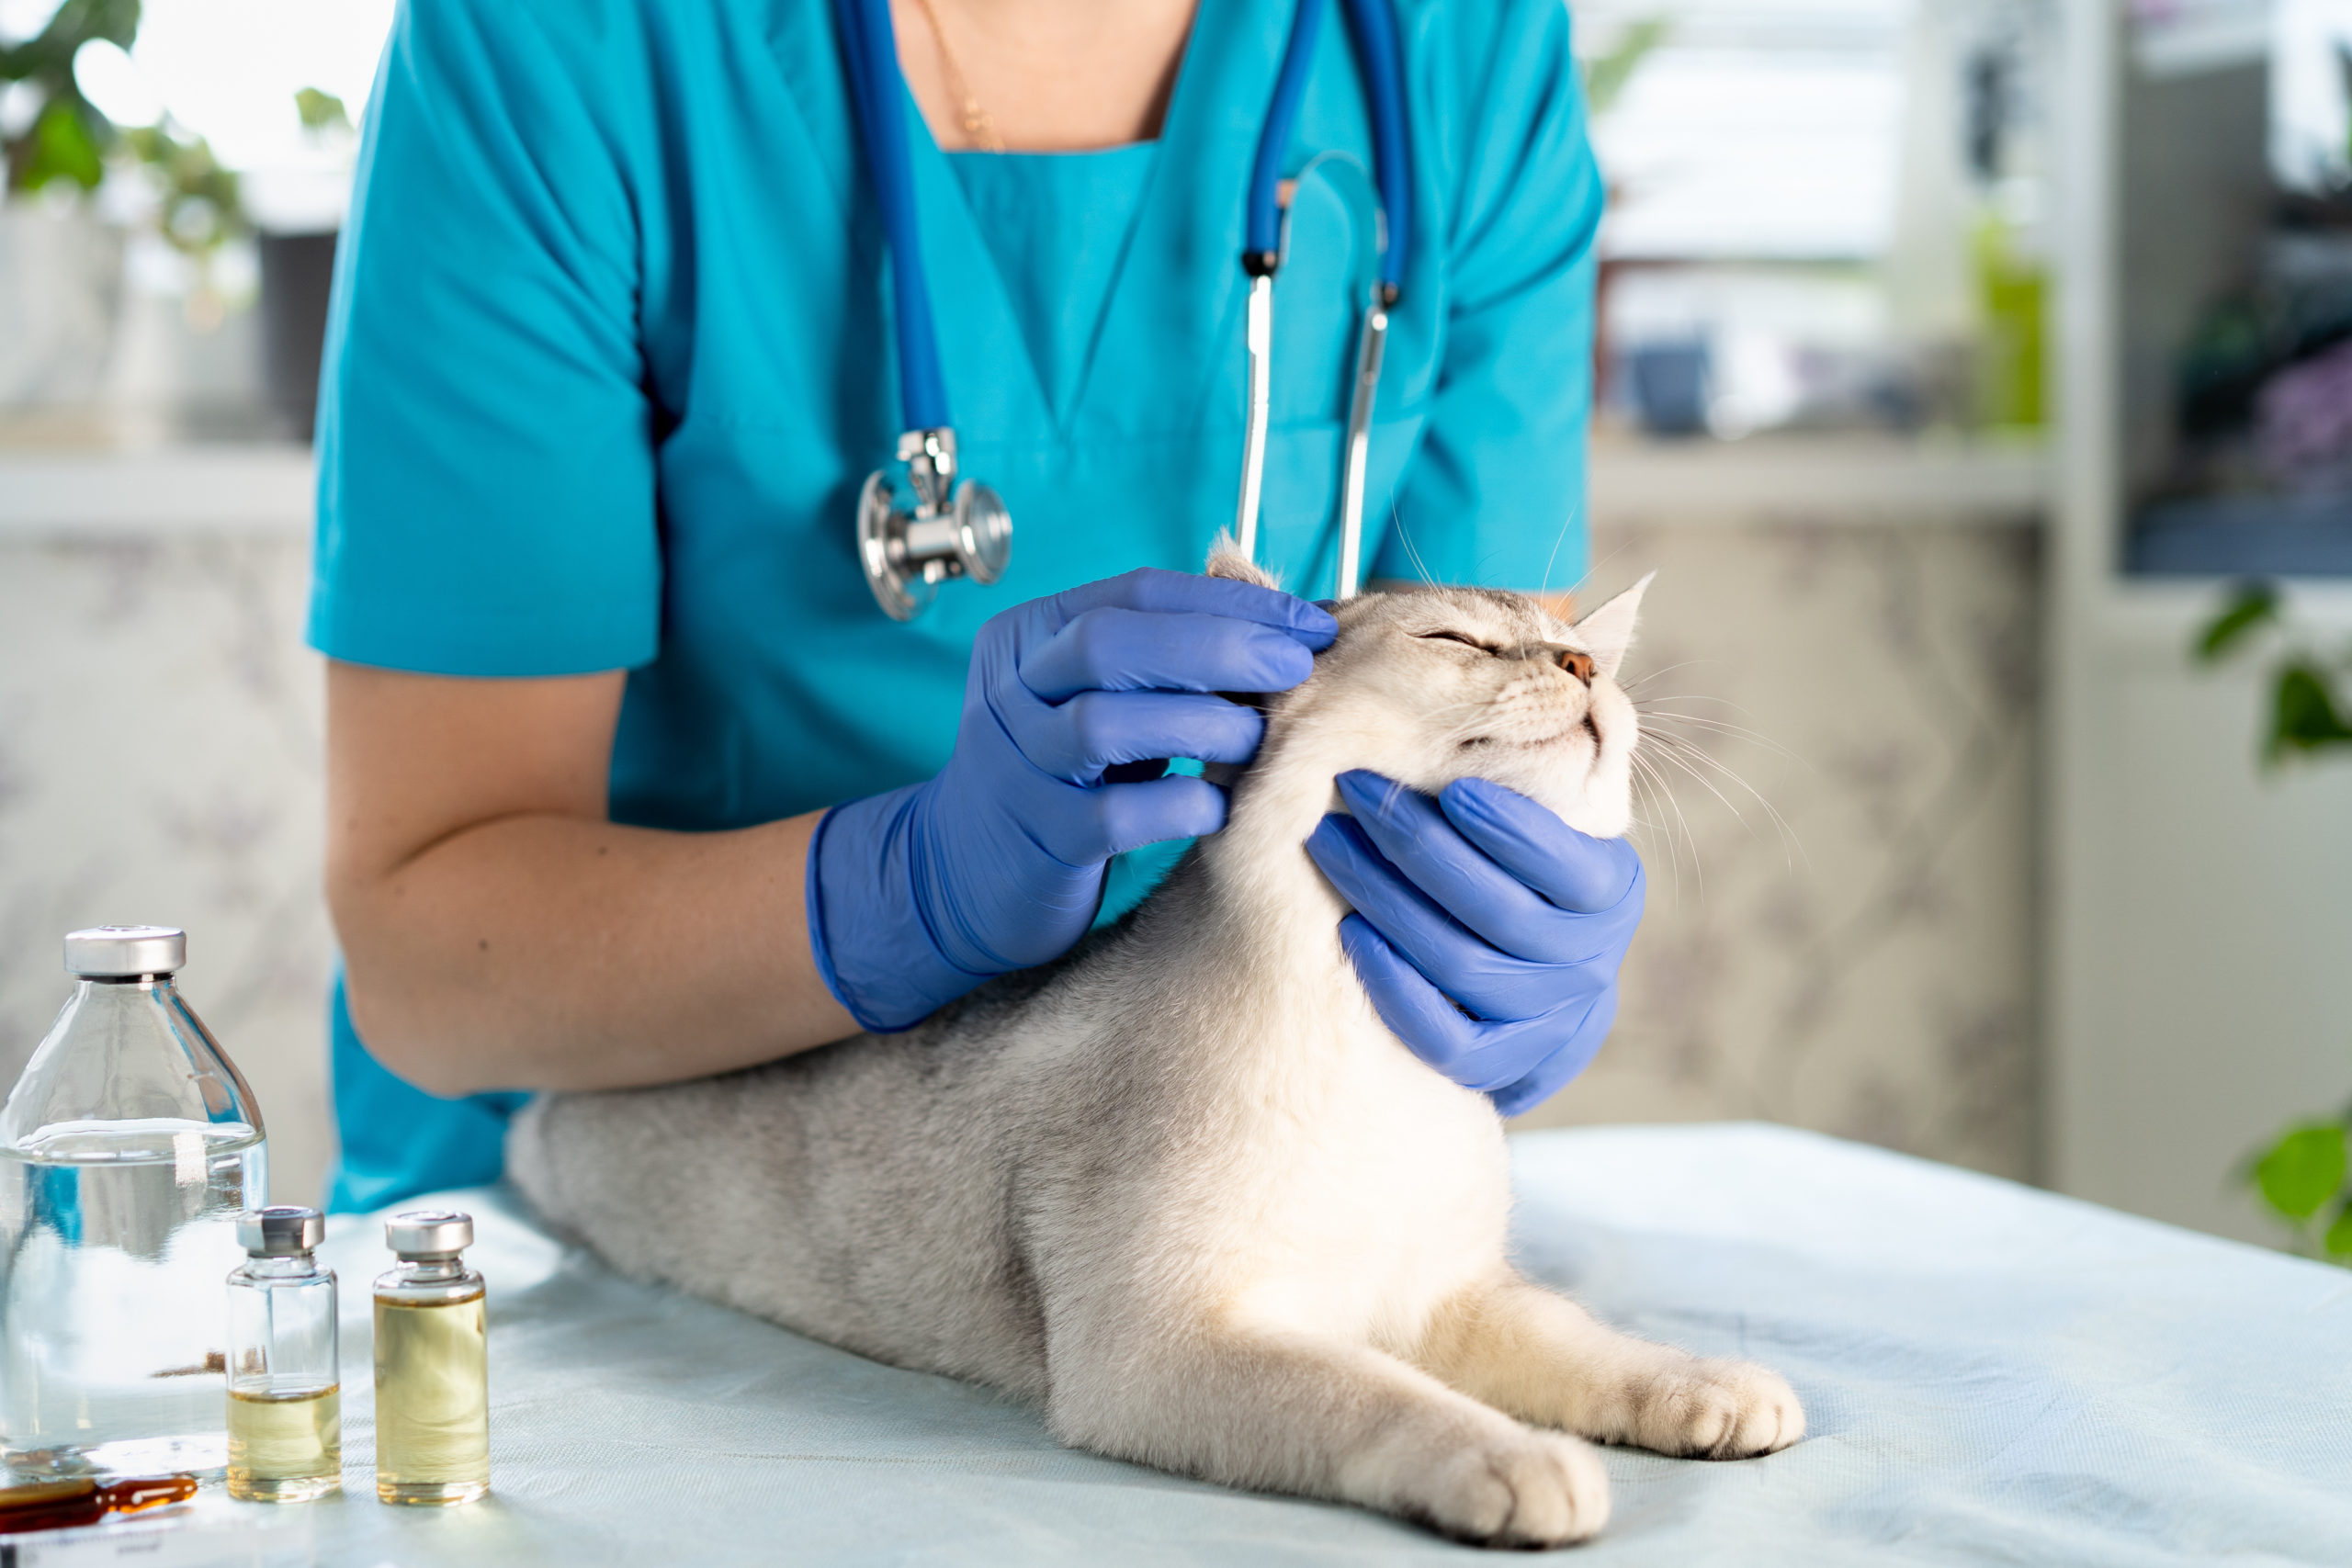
2047, 0, 2352, 1243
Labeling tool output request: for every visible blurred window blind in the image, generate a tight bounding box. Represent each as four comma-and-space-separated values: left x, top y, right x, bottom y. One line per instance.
1573, 0, 1909, 261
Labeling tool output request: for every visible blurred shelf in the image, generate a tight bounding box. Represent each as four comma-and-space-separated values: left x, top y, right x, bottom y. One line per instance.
1589, 431, 2051, 527
0, 441, 313, 536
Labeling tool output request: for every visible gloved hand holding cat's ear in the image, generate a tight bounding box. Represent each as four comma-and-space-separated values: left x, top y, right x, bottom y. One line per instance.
810, 570, 1337, 1032
1306, 770, 1644, 1116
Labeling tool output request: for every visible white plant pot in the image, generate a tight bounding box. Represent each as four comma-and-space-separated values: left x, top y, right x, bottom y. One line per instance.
0, 203, 126, 408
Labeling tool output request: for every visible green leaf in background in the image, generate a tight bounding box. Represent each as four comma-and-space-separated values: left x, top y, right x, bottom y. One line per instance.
2325, 1201, 2352, 1260
20, 99, 103, 191
1585, 17, 1669, 117
2266, 662, 2352, 763
2193, 580, 2278, 663
294, 86, 348, 132
122, 122, 241, 255
2254, 1123, 2348, 1222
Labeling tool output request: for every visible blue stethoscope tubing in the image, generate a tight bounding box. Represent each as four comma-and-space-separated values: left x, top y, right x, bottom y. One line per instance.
834, 0, 1414, 617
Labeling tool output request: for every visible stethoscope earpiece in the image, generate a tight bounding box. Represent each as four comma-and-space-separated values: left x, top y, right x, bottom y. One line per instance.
1231, 0, 1411, 604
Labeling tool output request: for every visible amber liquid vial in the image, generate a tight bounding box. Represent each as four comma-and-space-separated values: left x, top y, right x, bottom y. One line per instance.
226, 1384, 342, 1502
372, 1211, 490, 1506
225, 1206, 341, 1502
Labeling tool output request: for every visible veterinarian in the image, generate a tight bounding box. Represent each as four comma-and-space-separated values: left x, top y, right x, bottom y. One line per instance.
312, 0, 1645, 1211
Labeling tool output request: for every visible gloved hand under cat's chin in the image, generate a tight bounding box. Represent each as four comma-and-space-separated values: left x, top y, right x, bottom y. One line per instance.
1306, 770, 1645, 1116
808, 570, 1338, 1032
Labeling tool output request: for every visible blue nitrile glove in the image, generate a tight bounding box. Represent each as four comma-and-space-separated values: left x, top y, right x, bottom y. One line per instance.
1306, 770, 1645, 1117
809, 570, 1338, 1032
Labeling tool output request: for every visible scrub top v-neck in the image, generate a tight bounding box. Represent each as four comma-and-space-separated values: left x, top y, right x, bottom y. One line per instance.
309, 0, 1606, 1211
947, 144, 1160, 423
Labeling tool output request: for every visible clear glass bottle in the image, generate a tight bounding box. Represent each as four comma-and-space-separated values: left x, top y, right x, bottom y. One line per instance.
0, 927, 267, 1477
373, 1211, 488, 1506
225, 1207, 340, 1502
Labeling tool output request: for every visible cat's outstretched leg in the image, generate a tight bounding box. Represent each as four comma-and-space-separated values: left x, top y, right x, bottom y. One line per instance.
1046, 1325, 1611, 1548
1419, 1279, 1804, 1461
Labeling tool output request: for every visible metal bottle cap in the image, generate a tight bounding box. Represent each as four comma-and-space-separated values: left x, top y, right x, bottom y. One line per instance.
239, 1205, 326, 1257
64, 926, 186, 977
385, 1210, 473, 1260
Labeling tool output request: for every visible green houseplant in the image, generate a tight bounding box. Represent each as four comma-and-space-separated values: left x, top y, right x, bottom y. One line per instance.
1, 0, 138, 195
3, 0, 242, 255
2195, 581, 2352, 1260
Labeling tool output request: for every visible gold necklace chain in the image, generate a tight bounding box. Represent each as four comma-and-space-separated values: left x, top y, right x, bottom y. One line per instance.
910, 0, 1006, 152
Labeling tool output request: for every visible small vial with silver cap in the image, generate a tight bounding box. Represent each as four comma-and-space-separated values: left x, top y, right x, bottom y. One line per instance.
373, 1209, 490, 1505
225, 1205, 341, 1501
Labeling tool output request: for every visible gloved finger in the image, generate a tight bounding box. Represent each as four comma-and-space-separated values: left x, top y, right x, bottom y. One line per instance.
1026, 773, 1228, 864
1340, 916, 1593, 1094
1332, 771, 1593, 964
1039, 569, 1337, 649
1309, 815, 1605, 1020
1487, 987, 1618, 1119
1010, 689, 1264, 782
1439, 777, 1643, 916
1020, 608, 1317, 703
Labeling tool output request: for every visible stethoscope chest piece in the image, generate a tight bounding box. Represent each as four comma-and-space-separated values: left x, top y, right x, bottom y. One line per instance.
857, 427, 1012, 622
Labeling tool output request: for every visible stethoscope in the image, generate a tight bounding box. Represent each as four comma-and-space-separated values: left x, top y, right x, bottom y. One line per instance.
836, 0, 1414, 622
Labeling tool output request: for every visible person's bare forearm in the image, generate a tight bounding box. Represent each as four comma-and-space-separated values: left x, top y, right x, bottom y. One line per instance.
324, 660, 858, 1099
334, 808, 856, 1097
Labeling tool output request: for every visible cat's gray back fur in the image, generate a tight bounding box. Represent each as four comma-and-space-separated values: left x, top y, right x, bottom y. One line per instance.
508, 866, 1235, 1399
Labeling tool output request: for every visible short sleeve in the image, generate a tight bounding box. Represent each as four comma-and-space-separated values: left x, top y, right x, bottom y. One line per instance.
1377, 0, 1602, 593
308, 0, 660, 677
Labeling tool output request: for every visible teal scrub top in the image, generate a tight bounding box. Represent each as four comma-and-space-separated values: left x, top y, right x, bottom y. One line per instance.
310, 0, 1605, 1212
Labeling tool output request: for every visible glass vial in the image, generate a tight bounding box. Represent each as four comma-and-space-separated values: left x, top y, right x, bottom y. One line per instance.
0, 927, 267, 1478
373, 1210, 488, 1506
225, 1207, 341, 1502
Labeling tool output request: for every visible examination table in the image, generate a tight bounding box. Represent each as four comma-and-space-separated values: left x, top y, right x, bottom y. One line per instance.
68, 1124, 2352, 1565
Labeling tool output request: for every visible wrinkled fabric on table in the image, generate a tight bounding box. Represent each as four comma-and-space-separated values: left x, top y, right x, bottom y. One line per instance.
75, 1124, 2352, 1565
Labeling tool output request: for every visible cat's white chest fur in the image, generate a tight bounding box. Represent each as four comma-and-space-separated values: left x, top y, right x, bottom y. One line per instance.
1219, 1036, 1509, 1348
1156, 866, 1511, 1351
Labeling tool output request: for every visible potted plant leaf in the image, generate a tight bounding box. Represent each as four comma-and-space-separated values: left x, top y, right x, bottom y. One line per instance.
2196, 581, 2352, 1260
0, 0, 138, 405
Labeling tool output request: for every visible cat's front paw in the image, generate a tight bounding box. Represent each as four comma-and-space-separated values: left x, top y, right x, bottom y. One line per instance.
1630, 1358, 1804, 1460
1409, 1428, 1611, 1549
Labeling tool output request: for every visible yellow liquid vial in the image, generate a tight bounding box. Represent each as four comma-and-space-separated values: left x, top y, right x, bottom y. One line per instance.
225, 1384, 342, 1502
373, 1291, 489, 1505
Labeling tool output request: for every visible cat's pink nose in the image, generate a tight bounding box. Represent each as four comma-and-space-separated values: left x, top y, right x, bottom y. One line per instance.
1558, 649, 1595, 686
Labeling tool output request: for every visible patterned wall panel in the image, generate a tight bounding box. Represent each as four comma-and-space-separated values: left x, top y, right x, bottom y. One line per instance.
1515, 519, 2041, 1181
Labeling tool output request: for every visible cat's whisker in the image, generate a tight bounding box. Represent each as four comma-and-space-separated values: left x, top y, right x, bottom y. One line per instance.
1385, 504, 1440, 590
1633, 713, 1807, 850
1624, 759, 1683, 898
1619, 660, 1713, 692
1632, 687, 1770, 723
1638, 733, 1803, 870
1627, 743, 1702, 897
1636, 711, 1805, 770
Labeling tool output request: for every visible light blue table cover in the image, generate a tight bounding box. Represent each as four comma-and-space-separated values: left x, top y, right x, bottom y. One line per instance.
50, 1124, 2352, 1565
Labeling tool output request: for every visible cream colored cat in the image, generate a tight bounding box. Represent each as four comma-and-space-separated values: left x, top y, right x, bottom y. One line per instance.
508, 547, 1803, 1548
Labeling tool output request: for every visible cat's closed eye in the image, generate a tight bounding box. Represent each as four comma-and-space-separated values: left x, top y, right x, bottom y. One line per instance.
1414, 630, 1496, 653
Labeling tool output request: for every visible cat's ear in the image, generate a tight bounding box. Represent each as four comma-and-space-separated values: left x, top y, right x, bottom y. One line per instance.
1205, 534, 1281, 591
1572, 571, 1654, 681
